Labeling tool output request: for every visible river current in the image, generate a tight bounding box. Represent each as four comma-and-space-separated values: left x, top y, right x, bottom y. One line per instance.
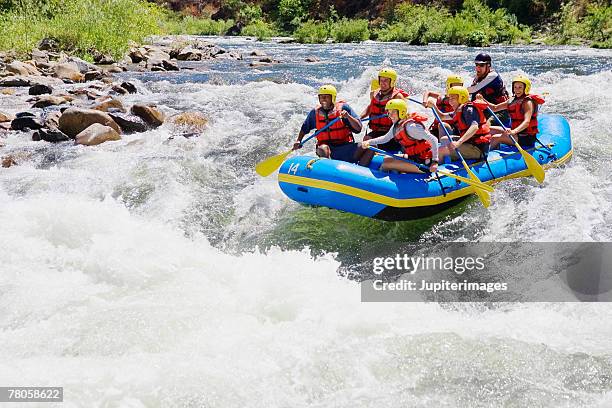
1, 37, 611, 407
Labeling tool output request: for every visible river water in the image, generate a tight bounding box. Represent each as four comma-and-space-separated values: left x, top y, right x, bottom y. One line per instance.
1, 37, 611, 407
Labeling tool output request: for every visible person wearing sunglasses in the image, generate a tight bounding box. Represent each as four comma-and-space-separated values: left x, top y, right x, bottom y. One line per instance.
468, 53, 510, 125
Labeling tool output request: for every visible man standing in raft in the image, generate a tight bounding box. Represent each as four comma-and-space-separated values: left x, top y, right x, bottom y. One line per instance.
358, 68, 409, 165
468, 53, 510, 124
427, 86, 491, 160
478, 75, 545, 149
360, 99, 440, 174
292, 85, 363, 163
422, 74, 464, 138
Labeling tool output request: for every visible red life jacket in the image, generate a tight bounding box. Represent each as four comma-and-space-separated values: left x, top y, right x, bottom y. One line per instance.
451, 101, 491, 145
315, 100, 354, 146
507, 94, 544, 136
430, 95, 454, 131
368, 88, 407, 132
393, 114, 432, 161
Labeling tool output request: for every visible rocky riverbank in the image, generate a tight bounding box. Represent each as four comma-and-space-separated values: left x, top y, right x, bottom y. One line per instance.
0, 35, 298, 167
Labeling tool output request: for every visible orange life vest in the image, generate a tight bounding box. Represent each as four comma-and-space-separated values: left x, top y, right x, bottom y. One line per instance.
430, 95, 454, 131
393, 114, 432, 161
508, 94, 544, 136
451, 101, 491, 145
368, 88, 407, 132
315, 100, 354, 145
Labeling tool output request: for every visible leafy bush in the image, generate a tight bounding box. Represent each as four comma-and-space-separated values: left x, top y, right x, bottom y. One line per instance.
374, 0, 529, 46
241, 20, 278, 40
277, 0, 309, 30
0, 0, 166, 58
331, 18, 370, 42
293, 20, 329, 43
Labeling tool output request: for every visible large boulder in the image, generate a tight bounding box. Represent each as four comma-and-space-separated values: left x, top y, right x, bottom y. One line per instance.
75, 123, 121, 146
58, 107, 121, 137
53, 62, 84, 82
108, 112, 148, 133
130, 104, 165, 127
7, 61, 40, 76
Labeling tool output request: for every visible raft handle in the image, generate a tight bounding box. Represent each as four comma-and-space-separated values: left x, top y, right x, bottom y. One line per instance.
297, 187, 308, 193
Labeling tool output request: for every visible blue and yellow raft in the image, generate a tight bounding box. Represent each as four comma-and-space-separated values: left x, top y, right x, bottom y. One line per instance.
278, 114, 572, 221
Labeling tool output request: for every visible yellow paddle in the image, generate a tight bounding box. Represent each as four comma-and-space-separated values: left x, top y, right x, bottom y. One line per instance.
368, 146, 493, 193
370, 78, 379, 91
487, 107, 545, 183
412, 98, 491, 208
255, 117, 342, 177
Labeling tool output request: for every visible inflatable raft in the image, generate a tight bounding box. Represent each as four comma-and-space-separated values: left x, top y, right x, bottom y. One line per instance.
278, 114, 572, 221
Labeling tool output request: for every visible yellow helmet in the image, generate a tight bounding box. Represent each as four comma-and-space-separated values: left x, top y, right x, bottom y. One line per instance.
512, 75, 531, 94
318, 84, 337, 104
446, 74, 464, 91
447, 86, 470, 105
385, 98, 408, 119
378, 68, 398, 88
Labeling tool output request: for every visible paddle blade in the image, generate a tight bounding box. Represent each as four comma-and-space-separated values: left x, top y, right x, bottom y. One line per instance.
517, 145, 545, 183
461, 162, 491, 208
370, 78, 379, 91
255, 149, 292, 177
437, 170, 494, 193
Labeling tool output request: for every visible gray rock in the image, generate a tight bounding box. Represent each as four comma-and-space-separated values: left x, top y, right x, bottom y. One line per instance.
11, 116, 44, 131
305, 56, 321, 62
31, 49, 49, 65
53, 62, 84, 82
108, 112, 148, 133
84, 70, 104, 81
7, 61, 40, 76
29, 83, 53, 95
0, 76, 31, 87
33, 128, 70, 143
162, 59, 179, 71
120, 81, 137, 94
249, 50, 267, 57
60, 56, 98, 74
38, 38, 58, 51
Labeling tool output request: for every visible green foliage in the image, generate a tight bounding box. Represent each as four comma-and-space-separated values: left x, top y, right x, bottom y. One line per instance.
374, 0, 530, 46
238, 4, 263, 25
548, 2, 610, 47
293, 19, 329, 43
582, 3, 611, 43
277, 0, 309, 30
241, 20, 278, 40
331, 18, 370, 42
0, 0, 166, 58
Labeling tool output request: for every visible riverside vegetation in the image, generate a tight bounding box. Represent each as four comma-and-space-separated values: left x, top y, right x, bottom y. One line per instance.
0, 0, 609, 61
